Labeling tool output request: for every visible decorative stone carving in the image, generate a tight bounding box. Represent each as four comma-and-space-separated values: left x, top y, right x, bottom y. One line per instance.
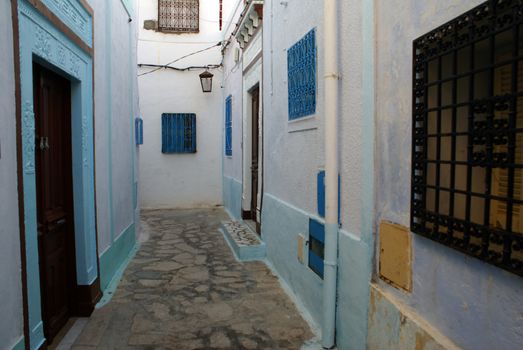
23, 101, 35, 175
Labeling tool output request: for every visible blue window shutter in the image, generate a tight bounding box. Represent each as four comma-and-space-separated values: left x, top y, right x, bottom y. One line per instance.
225, 95, 232, 156
288, 28, 316, 120
162, 113, 196, 153
308, 218, 325, 278
135, 117, 143, 145
317, 170, 341, 222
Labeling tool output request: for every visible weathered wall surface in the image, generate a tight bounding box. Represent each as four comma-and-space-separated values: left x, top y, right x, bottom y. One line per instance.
0, 1, 24, 349
374, 1, 523, 349
261, 1, 375, 348
92, 0, 139, 290
137, 0, 223, 209
221, 0, 244, 218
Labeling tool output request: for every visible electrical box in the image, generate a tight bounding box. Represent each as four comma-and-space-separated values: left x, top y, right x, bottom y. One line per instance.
297, 233, 307, 264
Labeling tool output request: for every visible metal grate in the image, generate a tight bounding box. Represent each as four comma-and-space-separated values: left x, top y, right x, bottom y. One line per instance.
412, 0, 523, 277
288, 29, 317, 120
225, 95, 232, 156
158, 0, 199, 33
161, 113, 196, 153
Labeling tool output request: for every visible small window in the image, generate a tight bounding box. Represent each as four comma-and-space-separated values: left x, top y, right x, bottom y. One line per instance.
225, 95, 232, 156
158, 0, 199, 33
411, 0, 523, 277
287, 29, 317, 120
309, 218, 324, 278
161, 113, 196, 153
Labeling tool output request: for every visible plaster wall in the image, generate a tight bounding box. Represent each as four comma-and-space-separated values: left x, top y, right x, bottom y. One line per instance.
374, 1, 523, 349
91, 0, 139, 291
221, 10, 244, 217
137, 0, 223, 209
0, 1, 24, 349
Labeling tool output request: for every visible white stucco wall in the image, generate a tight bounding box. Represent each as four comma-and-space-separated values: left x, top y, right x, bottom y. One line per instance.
263, 0, 324, 217
92, 0, 139, 253
222, 4, 244, 182
137, 0, 223, 209
375, 1, 523, 349
0, 1, 24, 348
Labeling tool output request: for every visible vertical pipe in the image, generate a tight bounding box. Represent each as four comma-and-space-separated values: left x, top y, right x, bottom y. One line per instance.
322, 0, 339, 348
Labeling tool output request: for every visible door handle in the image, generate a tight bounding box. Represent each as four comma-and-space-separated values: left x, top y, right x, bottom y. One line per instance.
44, 137, 49, 150
55, 218, 66, 226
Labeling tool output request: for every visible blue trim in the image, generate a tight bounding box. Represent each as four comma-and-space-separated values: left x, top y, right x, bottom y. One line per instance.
99, 224, 136, 291
11, 336, 25, 350
308, 218, 325, 278
287, 28, 316, 120
40, 0, 92, 47
135, 118, 143, 145
17, 1, 97, 348
161, 113, 197, 153
225, 95, 232, 156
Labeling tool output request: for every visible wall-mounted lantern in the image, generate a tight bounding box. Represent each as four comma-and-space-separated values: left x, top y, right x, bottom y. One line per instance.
199, 70, 214, 93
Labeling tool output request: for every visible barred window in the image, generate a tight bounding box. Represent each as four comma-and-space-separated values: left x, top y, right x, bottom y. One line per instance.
162, 113, 196, 153
158, 0, 199, 33
411, 0, 523, 277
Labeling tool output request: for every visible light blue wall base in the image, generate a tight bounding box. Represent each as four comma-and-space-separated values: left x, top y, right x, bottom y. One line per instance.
223, 176, 242, 220
336, 231, 373, 350
10, 336, 25, 350
262, 193, 373, 350
99, 223, 136, 291
261, 193, 323, 326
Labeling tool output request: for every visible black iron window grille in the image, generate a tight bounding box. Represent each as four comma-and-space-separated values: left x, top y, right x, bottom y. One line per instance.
412, 0, 523, 277
158, 0, 199, 33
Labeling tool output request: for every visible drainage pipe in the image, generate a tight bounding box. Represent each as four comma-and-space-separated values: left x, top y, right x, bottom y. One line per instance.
322, 0, 339, 348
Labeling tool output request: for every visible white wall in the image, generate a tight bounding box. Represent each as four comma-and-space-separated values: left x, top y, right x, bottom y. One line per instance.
92, 0, 139, 253
222, 1, 244, 182
137, 0, 223, 209
0, 1, 24, 348
263, 0, 324, 216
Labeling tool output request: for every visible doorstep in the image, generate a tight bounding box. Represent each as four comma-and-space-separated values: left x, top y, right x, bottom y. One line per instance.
220, 220, 266, 261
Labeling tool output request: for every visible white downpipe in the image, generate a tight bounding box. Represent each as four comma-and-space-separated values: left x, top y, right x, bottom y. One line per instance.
322, 0, 339, 348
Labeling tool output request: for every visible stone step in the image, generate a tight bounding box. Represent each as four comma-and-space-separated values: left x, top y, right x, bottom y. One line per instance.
219, 220, 266, 261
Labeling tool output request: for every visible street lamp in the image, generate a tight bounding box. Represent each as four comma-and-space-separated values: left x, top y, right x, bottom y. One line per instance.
199, 70, 214, 93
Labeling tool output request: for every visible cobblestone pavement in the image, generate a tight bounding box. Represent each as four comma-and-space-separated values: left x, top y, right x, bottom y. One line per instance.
73, 208, 313, 349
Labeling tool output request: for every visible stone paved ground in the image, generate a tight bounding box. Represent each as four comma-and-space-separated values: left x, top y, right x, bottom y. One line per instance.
73, 208, 313, 350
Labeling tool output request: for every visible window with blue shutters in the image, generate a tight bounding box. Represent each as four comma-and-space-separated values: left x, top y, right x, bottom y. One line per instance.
225, 95, 232, 156
287, 28, 317, 120
161, 113, 196, 153
309, 218, 324, 278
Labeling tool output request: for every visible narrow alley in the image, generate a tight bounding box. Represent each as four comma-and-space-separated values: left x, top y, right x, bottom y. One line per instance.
2, 0, 523, 349
72, 209, 313, 349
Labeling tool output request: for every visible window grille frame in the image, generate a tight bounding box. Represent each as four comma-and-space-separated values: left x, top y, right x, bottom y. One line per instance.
287, 28, 317, 120
161, 113, 197, 154
411, 0, 523, 277
225, 95, 233, 156
158, 0, 200, 34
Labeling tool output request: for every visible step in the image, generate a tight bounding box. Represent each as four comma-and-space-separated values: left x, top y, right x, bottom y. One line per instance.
220, 220, 266, 261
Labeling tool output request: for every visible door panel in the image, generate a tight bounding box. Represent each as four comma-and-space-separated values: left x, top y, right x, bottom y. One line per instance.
33, 63, 75, 343
251, 87, 260, 230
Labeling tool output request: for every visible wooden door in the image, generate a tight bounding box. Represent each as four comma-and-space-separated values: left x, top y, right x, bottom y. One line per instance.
33, 63, 76, 343
251, 87, 260, 231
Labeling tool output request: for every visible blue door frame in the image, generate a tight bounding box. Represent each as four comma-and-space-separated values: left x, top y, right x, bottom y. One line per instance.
16, 1, 97, 348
